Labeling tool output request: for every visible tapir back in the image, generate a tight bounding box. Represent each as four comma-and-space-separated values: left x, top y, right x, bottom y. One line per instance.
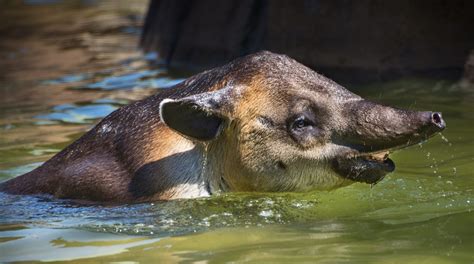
0, 54, 252, 201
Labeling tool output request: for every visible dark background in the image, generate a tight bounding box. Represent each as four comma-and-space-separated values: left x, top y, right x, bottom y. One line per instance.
141, 0, 474, 84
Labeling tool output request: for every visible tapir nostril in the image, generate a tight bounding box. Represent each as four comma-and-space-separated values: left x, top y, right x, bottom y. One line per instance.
432, 112, 441, 124
431, 112, 446, 129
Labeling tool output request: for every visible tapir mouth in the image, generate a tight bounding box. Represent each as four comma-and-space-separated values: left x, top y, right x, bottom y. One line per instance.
332, 151, 395, 184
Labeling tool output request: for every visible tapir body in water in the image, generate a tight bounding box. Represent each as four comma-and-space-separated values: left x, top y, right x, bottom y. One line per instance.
0, 51, 446, 202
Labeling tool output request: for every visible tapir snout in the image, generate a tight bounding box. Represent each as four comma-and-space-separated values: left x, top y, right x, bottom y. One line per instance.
337, 100, 446, 154
331, 99, 445, 184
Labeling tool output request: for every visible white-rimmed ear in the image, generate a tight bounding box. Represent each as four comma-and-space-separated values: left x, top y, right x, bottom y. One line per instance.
159, 90, 231, 141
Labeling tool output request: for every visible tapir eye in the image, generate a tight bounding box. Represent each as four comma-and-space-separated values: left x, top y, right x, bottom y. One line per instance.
291, 116, 312, 131
288, 113, 323, 147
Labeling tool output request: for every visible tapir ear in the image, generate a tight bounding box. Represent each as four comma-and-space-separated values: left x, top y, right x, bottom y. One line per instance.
159, 91, 230, 141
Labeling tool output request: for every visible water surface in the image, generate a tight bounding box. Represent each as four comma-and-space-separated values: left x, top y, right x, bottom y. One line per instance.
0, 1, 473, 263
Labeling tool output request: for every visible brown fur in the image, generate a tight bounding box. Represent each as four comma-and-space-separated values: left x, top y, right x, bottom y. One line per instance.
0, 51, 445, 202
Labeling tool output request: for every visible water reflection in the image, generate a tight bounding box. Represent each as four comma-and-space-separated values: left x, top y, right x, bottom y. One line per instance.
0, 227, 160, 262
83, 69, 183, 90
35, 102, 117, 124
0, 212, 471, 263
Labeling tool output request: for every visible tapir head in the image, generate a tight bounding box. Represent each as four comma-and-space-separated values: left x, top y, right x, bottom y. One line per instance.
159, 51, 445, 192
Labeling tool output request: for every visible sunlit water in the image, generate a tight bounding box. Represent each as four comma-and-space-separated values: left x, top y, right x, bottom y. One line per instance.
0, 1, 473, 263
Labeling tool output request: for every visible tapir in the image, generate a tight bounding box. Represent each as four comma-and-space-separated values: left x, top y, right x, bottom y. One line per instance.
0, 51, 446, 202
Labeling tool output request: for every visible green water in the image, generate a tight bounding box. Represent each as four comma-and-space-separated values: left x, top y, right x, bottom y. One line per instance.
0, 1, 473, 263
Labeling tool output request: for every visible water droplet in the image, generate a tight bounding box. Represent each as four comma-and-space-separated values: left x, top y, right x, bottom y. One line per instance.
259, 210, 274, 217
439, 133, 451, 146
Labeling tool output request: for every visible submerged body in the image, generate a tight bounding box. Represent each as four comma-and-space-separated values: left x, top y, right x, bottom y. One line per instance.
0, 51, 445, 202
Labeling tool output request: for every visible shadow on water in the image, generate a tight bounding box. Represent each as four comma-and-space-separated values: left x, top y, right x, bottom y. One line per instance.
0, 0, 473, 263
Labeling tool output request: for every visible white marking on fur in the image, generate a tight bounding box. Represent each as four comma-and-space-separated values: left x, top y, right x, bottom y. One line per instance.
159, 98, 176, 126
172, 183, 210, 199
99, 122, 113, 134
